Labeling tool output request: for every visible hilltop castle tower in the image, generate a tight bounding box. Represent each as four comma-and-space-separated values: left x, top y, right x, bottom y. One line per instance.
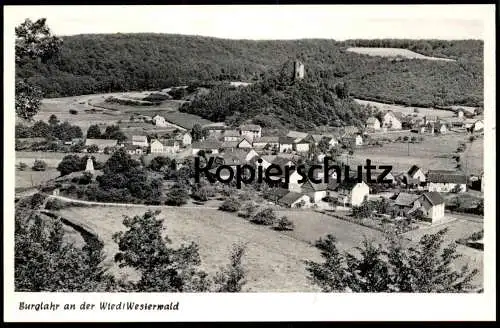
293, 60, 305, 81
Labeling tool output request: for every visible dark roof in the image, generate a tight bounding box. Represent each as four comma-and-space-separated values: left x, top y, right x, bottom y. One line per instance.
274, 188, 291, 198
253, 136, 280, 143
427, 170, 467, 184
223, 129, 241, 137
394, 192, 420, 207
421, 192, 445, 206
279, 136, 296, 144
301, 180, 328, 192
272, 156, 294, 167
278, 192, 307, 206
407, 165, 421, 176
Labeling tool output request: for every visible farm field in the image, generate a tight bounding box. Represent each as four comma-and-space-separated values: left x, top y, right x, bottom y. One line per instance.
15, 168, 60, 189
30, 92, 214, 133
54, 202, 483, 291
354, 99, 455, 118
56, 206, 324, 292
345, 133, 470, 174
346, 47, 456, 62
462, 136, 484, 175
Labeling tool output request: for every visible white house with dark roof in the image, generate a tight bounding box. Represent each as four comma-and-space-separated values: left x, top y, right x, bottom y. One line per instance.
301, 180, 330, 203
132, 135, 149, 147
150, 139, 179, 154
293, 139, 310, 153
239, 124, 262, 141
279, 136, 295, 153
278, 192, 311, 208
286, 130, 309, 143
330, 180, 370, 207
427, 170, 467, 193
220, 137, 253, 151
191, 140, 222, 155
406, 165, 426, 184
411, 192, 446, 223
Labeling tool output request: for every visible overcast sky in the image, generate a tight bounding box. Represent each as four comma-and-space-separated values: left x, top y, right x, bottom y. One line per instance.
5, 5, 491, 40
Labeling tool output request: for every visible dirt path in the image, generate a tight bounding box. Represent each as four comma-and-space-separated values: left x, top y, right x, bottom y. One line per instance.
47, 194, 220, 210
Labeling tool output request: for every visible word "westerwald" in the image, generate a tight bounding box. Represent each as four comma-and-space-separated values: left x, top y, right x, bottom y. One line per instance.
100, 302, 179, 311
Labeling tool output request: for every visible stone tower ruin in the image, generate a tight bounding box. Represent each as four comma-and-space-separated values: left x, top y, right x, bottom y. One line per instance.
293, 60, 305, 81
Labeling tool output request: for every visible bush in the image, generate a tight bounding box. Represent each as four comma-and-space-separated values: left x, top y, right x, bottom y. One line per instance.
32, 160, 47, 171
219, 198, 241, 212
165, 185, 189, 206
274, 216, 295, 231
69, 109, 78, 115
45, 198, 65, 210
18, 162, 28, 171
238, 203, 258, 219
251, 208, 277, 226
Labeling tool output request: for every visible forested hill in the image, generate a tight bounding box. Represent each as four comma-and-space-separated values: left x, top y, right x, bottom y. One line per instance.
16, 34, 483, 107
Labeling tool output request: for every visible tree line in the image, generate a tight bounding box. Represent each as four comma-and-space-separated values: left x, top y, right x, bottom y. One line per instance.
17, 30, 483, 109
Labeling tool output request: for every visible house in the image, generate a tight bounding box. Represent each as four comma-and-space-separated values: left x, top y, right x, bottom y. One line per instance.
427, 170, 467, 193
365, 117, 381, 130
424, 115, 439, 125
342, 126, 359, 137
434, 122, 449, 134
286, 130, 309, 143
406, 165, 426, 184
343, 134, 363, 147
333, 180, 370, 207
239, 124, 262, 141
293, 139, 310, 153
221, 137, 253, 151
285, 169, 304, 192
132, 135, 149, 147
191, 140, 222, 156
222, 148, 259, 163
382, 111, 403, 130
301, 180, 329, 203
278, 192, 311, 208
153, 115, 168, 127
125, 144, 145, 155
150, 139, 179, 154
203, 124, 227, 138
303, 134, 338, 148
222, 130, 241, 142
84, 139, 118, 153
279, 136, 295, 153
393, 192, 421, 216
412, 192, 446, 223
163, 139, 180, 154
472, 120, 484, 133
174, 132, 192, 146
252, 136, 280, 150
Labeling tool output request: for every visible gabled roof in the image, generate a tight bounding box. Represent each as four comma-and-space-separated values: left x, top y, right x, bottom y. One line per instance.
342, 126, 359, 136
279, 136, 296, 144
220, 141, 240, 149
85, 139, 118, 147
278, 192, 308, 206
301, 180, 329, 192
394, 192, 420, 207
286, 130, 308, 140
420, 192, 445, 206
162, 139, 179, 147
272, 156, 295, 167
427, 170, 467, 184
407, 165, 422, 177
